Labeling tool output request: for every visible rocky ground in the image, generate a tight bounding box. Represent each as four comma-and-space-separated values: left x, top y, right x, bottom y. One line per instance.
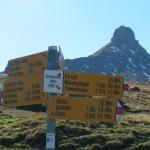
0, 82, 150, 150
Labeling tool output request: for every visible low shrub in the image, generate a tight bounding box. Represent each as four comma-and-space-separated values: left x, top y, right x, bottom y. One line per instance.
130, 87, 140, 92
59, 142, 79, 150
104, 140, 123, 150
91, 144, 103, 150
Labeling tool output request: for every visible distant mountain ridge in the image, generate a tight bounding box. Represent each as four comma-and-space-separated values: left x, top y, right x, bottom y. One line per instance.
65, 26, 150, 82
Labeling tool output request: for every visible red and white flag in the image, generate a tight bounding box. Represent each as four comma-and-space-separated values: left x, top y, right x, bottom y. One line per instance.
116, 101, 125, 121
123, 81, 129, 96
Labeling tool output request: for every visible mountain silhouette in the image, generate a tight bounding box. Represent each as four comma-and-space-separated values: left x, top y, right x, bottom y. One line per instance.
65, 26, 150, 82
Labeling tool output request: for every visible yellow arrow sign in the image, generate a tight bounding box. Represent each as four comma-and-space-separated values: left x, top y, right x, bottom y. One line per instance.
63, 71, 123, 97
48, 96, 116, 123
3, 51, 48, 107
3, 74, 47, 107
8, 51, 48, 78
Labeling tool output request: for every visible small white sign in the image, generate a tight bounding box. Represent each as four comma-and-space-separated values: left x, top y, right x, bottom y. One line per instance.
46, 133, 55, 149
44, 70, 63, 93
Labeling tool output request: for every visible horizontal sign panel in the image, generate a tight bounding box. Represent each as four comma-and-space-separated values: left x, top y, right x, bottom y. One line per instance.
47, 96, 116, 123
3, 74, 47, 107
63, 71, 123, 97
8, 51, 48, 78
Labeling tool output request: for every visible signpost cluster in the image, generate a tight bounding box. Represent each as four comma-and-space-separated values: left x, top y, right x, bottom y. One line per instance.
2, 46, 128, 150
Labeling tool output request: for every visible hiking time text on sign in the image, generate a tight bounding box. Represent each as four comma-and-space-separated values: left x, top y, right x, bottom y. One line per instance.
47, 96, 116, 123
63, 71, 123, 97
4, 74, 47, 107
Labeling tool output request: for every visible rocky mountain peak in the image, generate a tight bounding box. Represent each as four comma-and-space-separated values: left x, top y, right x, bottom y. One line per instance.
65, 26, 150, 82
111, 26, 137, 46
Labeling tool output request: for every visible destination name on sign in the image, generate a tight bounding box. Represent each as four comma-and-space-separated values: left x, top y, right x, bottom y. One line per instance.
4, 93, 17, 98
4, 99, 17, 104
56, 98, 70, 111
46, 75, 61, 79
56, 98, 67, 104
64, 79, 89, 93
64, 80, 89, 87
64, 86, 88, 92
9, 72, 24, 77
56, 105, 70, 111
64, 73, 77, 79
8, 59, 28, 66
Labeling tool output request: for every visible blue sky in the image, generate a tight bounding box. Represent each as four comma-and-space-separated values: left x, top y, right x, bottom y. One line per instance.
0, 0, 150, 70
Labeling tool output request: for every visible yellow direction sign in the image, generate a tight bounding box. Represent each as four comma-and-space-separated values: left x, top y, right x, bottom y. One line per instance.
3, 51, 49, 107
48, 96, 116, 123
3, 74, 47, 107
63, 72, 123, 97
8, 51, 48, 78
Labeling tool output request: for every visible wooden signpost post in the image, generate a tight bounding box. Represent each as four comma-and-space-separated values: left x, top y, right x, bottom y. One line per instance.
2, 45, 128, 150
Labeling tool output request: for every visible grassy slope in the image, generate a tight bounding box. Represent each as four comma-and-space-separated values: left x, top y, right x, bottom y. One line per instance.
0, 82, 150, 150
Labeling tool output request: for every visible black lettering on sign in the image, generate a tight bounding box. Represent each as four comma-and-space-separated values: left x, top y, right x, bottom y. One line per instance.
55, 111, 66, 117
36, 90, 40, 94
105, 101, 112, 106
8, 58, 27, 67
5, 87, 23, 93
108, 77, 114, 82
97, 113, 104, 119
9, 72, 24, 77
64, 80, 89, 87
5, 99, 17, 104
29, 61, 43, 68
65, 86, 88, 93
56, 105, 70, 111
65, 73, 77, 80
114, 77, 122, 83
32, 84, 40, 89
50, 79, 57, 83
85, 113, 95, 118
48, 84, 55, 88
95, 88, 105, 94
56, 98, 67, 104
96, 82, 106, 88
86, 106, 96, 112
98, 107, 104, 112
105, 113, 112, 119
5, 94, 17, 98
98, 100, 104, 106
114, 84, 120, 89
114, 90, 121, 95
105, 107, 112, 113
107, 89, 113, 95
